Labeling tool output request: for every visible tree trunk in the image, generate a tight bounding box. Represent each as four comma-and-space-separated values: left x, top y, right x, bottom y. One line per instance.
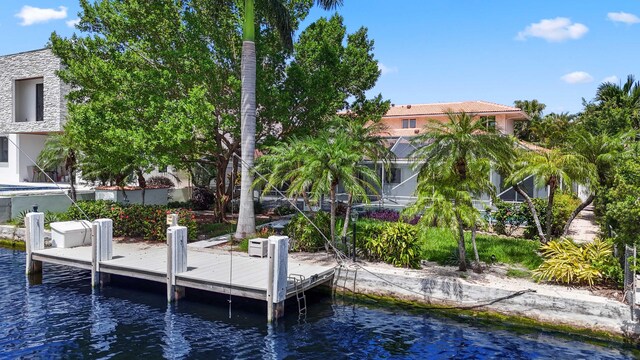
562, 193, 595, 237
330, 184, 337, 249
136, 169, 146, 206
302, 191, 313, 213
235, 38, 257, 239
69, 168, 77, 202
340, 193, 353, 239
545, 179, 557, 241
513, 184, 546, 243
471, 224, 480, 271
455, 215, 467, 272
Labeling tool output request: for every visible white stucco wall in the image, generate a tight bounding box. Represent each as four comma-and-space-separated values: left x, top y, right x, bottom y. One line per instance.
14, 78, 43, 123
17, 134, 47, 182
0, 134, 19, 183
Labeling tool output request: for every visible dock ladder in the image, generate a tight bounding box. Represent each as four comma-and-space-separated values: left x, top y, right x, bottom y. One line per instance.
289, 274, 307, 319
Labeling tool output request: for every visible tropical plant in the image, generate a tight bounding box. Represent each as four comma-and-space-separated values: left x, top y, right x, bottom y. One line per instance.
513, 99, 546, 142
235, 0, 344, 239
361, 221, 420, 268
37, 129, 79, 201
507, 148, 595, 243
579, 75, 640, 135
408, 111, 515, 271
259, 127, 380, 248
146, 176, 176, 188
284, 211, 331, 252
533, 238, 622, 286
492, 201, 528, 236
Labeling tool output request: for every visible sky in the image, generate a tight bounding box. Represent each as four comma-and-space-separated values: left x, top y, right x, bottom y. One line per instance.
1, 1, 639, 114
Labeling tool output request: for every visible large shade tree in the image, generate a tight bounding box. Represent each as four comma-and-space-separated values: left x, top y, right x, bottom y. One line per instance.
236, 0, 344, 239
408, 112, 514, 271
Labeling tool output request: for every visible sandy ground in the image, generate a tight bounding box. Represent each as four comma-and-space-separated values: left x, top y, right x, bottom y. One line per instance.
289, 251, 625, 305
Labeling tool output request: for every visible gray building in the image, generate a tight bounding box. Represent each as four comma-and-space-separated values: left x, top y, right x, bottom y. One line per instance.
0, 48, 70, 183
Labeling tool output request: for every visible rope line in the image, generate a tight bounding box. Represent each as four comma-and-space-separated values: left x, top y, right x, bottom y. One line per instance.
232, 152, 537, 312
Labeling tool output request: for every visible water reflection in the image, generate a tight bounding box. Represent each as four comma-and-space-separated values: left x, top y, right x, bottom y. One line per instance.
0, 247, 636, 359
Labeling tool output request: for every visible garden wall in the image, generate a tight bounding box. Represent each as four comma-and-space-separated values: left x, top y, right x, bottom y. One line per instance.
95, 188, 168, 205
335, 266, 640, 340
0, 191, 95, 222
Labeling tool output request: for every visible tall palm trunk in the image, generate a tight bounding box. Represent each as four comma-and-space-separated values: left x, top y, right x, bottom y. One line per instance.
471, 224, 480, 272
545, 177, 557, 240
340, 193, 353, 239
513, 184, 546, 243
455, 214, 467, 272
236, 0, 256, 239
329, 182, 337, 248
67, 149, 77, 202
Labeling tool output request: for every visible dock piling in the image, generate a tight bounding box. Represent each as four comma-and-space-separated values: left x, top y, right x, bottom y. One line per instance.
267, 236, 289, 322
92, 219, 113, 287
167, 226, 187, 302
25, 212, 44, 275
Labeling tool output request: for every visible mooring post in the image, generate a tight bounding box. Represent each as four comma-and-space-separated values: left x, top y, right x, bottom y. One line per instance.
167, 225, 187, 302
92, 219, 113, 287
25, 212, 44, 275
166, 214, 179, 245
267, 235, 289, 322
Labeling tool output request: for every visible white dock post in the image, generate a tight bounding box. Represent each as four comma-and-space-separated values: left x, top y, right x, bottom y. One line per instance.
25, 212, 44, 275
267, 235, 289, 321
167, 226, 188, 302
166, 214, 179, 245
92, 219, 113, 287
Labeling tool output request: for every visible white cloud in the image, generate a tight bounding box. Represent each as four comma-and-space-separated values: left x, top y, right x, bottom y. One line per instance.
602, 75, 619, 84
516, 17, 588, 42
378, 63, 398, 75
561, 71, 594, 84
15, 6, 67, 26
607, 12, 640, 24
66, 18, 80, 28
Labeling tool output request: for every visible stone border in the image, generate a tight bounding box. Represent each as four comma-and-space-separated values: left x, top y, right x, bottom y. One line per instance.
0, 224, 51, 245
334, 265, 640, 341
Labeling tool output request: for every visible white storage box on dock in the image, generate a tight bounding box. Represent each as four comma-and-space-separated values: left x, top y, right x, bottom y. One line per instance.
50, 220, 92, 248
248, 238, 269, 258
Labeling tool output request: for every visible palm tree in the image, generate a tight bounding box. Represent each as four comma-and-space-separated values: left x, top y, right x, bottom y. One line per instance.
37, 131, 79, 201
259, 127, 379, 248
409, 111, 514, 271
560, 130, 624, 236
235, 0, 343, 239
337, 117, 392, 238
507, 149, 595, 243
595, 75, 640, 109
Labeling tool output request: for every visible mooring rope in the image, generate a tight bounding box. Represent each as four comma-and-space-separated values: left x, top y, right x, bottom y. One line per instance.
3, 135, 91, 221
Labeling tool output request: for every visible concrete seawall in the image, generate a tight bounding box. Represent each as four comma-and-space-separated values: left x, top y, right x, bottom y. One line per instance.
0, 224, 51, 244
334, 264, 640, 340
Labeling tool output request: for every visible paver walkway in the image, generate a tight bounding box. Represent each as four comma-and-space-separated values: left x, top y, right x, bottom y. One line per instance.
566, 205, 599, 243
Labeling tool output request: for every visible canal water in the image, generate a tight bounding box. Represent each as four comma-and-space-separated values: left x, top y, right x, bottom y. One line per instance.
0, 247, 636, 359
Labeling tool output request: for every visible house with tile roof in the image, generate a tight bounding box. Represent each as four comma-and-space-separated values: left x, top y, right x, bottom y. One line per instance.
367, 101, 548, 208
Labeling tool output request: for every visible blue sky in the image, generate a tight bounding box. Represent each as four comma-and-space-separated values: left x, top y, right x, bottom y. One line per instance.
2, 1, 639, 114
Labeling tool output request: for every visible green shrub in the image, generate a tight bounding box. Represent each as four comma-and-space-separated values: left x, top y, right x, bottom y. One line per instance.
285, 211, 330, 252
493, 201, 527, 236
534, 238, 622, 286
65, 201, 197, 241
523, 193, 581, 239
359, 220, 420, 269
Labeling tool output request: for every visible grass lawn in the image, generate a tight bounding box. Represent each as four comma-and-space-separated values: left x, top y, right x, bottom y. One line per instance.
419, 227, 543, 270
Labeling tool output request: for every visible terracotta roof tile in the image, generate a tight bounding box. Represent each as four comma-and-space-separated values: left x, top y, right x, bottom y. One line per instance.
384, 101, 524, 117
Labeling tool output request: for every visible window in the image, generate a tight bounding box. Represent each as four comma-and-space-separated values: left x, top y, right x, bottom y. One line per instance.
480, 116, 496, 130
36, 83, 44, 122
402, 119, 416, 129
388, 167, 401, 184
0, 137, 8, 163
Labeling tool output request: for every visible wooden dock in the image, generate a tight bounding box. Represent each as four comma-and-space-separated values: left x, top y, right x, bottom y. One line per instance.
24, 213, 335, 321
31, 242, 335, 301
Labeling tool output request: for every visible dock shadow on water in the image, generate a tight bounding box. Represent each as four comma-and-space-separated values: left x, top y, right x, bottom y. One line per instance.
0, 247, 637, 359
